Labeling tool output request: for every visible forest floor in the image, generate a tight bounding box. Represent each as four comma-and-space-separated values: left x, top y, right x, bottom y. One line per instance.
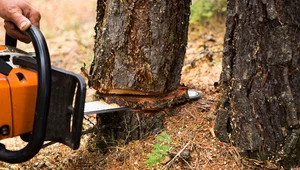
0, 0, 291, 169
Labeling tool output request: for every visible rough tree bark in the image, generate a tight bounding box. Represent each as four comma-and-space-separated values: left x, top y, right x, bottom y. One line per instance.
89, 0, 191, 146
214, 0, 300, 169
90, 0, 190, 95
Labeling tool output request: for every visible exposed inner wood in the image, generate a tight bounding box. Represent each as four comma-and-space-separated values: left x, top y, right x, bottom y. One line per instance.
95, 86, 189, 111
97, 88, 161, 96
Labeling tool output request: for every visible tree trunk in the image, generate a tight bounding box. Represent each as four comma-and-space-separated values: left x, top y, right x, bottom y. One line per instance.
89, 0, 190, 145
89, 0, 190, 96
214, 0, 300, 169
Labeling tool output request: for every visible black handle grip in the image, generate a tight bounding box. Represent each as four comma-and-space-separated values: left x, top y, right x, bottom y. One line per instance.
0, 25, 51, 163
5, 34, 17, 47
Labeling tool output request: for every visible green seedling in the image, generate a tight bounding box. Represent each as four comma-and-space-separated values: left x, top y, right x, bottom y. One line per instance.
146, 132, 172, 167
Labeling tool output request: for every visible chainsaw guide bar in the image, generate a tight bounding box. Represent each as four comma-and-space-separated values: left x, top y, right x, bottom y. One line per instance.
84, 89, 201, 114
84, 101, 130, 115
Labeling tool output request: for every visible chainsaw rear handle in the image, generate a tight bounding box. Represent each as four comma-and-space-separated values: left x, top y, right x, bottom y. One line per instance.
0, 25, 51, 163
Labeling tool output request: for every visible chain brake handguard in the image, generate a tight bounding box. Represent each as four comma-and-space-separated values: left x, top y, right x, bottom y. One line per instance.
13, 56, 86, 150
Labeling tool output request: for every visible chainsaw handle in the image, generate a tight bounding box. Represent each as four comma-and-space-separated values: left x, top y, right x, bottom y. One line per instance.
0, 25, 51, 163
5, 34, 17, 47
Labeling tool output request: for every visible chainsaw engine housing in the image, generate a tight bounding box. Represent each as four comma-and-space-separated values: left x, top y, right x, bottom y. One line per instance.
0, 68, 37, 139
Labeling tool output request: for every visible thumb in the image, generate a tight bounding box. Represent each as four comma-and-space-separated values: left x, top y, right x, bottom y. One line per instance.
10, 13, 31, 31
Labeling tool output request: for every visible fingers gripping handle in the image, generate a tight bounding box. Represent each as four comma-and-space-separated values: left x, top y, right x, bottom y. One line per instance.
0, 25, 51, 163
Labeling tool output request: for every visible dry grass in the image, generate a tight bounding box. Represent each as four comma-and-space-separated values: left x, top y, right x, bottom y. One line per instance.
0, 0, 285, 169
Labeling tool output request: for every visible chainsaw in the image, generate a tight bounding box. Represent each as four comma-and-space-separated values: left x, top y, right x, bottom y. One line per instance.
0, 26, 201, 164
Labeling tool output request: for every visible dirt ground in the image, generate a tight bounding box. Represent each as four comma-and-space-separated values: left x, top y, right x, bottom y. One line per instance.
0, 0, 289, 169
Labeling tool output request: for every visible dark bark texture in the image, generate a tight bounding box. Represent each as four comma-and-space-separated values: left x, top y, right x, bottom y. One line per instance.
93, 110, 167, 149
89, 0, 191, 95
214, 0, 300, 168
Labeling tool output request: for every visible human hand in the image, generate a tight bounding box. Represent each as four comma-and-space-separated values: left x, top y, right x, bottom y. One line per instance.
0, 0, 41, 43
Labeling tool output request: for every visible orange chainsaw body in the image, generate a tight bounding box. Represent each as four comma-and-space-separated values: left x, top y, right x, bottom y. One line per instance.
0, 68, 37, 140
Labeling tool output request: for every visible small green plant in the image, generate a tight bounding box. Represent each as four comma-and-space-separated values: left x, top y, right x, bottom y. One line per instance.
146, 132, 172, 167
210, 59, 219, 65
